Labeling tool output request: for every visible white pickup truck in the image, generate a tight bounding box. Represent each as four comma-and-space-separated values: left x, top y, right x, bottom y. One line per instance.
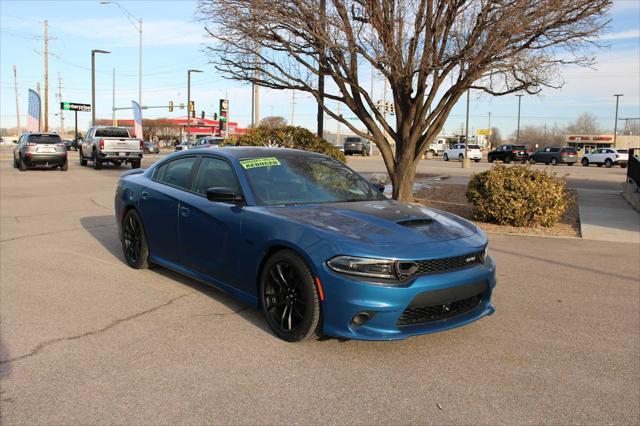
79, 126, 143, 170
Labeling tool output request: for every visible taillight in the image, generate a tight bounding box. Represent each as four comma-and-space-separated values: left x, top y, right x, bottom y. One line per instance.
616, 154, 620, 158
56, 143, 65, 147
140, 140, 144, 151
99, 139, 104, 150
512, 150, 519, 153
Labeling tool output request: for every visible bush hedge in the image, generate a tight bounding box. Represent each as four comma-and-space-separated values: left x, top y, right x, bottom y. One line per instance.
227, 126, 346, 162
465, 165, 567, 227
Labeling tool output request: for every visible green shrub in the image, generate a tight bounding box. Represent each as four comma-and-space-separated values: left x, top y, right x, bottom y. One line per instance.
465, 165, 567, 227
227, 126, 346, 162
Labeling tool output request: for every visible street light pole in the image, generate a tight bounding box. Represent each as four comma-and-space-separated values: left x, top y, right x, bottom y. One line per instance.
101, 1, 142, 106
187, 69, 203, 145
613, 94, 623, 146
516, 94, 524, 144
91, 49, 110, 126
462, 89, 471, 169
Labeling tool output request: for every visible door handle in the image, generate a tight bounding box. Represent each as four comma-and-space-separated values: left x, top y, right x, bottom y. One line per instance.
180, 206, 190, 217
141, 191, 149, 200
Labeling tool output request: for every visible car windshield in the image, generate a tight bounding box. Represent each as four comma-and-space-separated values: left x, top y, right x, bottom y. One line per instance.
467, 144, 481, 149
241, 154, 385, 206
95, 128, 130, 138
27, 134, 62, 144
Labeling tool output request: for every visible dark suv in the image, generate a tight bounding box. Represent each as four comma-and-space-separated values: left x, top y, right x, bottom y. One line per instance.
13, 133, 68, 171
343, 137, 370, 156
487, 144, 529, 164
530, 146, 577, 166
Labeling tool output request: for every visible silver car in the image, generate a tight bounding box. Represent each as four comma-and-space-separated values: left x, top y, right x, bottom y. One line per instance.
13, 133, 68, 171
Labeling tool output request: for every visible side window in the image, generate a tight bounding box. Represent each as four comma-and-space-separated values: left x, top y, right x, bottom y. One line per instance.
550, 147, 560, 152
154, 156, 197, 190
192, 157, 240, 195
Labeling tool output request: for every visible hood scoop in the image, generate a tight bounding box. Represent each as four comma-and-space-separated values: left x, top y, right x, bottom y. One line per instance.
397, 218, 434, 228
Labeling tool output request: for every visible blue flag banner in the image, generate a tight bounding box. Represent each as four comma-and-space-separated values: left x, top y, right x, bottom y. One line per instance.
27, 89, 41, 132
132, 100, 143, 139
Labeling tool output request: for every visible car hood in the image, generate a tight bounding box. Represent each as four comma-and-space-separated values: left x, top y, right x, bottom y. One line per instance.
263, 200, 476, 246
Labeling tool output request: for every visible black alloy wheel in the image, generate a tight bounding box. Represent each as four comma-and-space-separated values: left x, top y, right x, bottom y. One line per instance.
604, 159, 613, 168
551, 157, 558, 166
504, 156, 512, 164
260, 250, 321, 342
582, 158, 589, 166
92, 150, 102, 170
121, 209, 149, 269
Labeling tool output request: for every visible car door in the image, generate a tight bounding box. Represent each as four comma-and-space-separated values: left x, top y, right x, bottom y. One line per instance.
178, 155, 245, 289
138, 155, 198, 263
589, 149, 603, 163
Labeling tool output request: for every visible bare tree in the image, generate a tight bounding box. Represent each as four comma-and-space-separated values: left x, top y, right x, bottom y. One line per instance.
259, 116, 288, 128
198, 0, 609, 201
488, 127, 502, 148
566, 112, 601, 134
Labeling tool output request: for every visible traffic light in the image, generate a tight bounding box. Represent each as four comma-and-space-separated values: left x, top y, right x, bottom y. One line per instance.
168, 101, 174, 112
201, 111, 205, 119
189, 101, 195, 112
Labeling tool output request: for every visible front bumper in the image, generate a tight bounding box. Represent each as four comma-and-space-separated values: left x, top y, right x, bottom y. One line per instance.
318, 256, 497, 340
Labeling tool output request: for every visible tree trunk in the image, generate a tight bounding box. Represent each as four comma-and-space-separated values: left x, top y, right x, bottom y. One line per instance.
391, 153, 418, 202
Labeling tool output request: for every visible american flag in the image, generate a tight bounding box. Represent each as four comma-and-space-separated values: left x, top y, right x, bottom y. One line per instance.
131, 100, 143, 139
27, 89, 41, 132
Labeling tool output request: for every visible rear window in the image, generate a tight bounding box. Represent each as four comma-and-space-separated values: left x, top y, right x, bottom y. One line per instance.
345, 137, 361, 143
562, 148, 577, 153
27, 134, 62, 144
616, 149, 628, 154
467, 145, 481, 149
514, 145, 526, 150
95, 128, 130, 138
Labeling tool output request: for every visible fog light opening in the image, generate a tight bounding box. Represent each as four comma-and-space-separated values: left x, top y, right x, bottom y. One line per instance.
351, 312, 374, 327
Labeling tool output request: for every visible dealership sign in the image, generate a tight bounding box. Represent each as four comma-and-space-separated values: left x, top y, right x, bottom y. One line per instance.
60, 102, 91, 112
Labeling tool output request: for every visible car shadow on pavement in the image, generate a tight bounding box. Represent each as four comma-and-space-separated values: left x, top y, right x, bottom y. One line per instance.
79, 215, 273, 336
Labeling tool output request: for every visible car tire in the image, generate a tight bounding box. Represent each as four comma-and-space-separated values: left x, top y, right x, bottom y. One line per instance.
13, 156, 18, 168
567, 162, 574, 166
604, 159, 612, 168
529, 157, 536, 164
621, 163, 627, 169
443, 153, 449, 161
474, 159, 480, 163
92, 150, 102, 170
121, 209, 150, 269
79, 149, 87, 166
259, 250, 321, 342
458, 154, 464, 161
597, 163, 603, 167
581, 158, 589, 167
18, 155, 27, 171
60, 160, 68, 171
551, 158, 558, 166
504, 156, 511, 164
131, 160, 141, 169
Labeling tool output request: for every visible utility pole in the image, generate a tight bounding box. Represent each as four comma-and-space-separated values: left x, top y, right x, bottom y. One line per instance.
291, 90, 296, 126
57, 72, 64, 135
613, 94, 623, 146
91, 49, 111, 126
112, 68, 116, 125
44, 20, 49, 132
251, 53, 260, 127
187, 69, 202, 145
516, 94, 524, 144
462, 90, 470, 169
13, 65, 21, 135
336, 102, 341, 145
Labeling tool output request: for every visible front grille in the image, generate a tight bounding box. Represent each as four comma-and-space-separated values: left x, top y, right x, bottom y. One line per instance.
396, 251, 483, 280
397, 294, 483, 326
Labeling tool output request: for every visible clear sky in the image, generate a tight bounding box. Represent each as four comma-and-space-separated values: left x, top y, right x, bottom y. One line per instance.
1, 0, 639, 136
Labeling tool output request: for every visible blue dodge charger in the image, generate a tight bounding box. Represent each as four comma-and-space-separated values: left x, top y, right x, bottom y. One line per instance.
115, 147, 496, 341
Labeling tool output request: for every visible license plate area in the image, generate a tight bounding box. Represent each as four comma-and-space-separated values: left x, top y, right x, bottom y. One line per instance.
118, 152, 127, 157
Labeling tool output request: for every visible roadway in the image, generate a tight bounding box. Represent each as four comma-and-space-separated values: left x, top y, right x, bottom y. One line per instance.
1, 154, 638, 424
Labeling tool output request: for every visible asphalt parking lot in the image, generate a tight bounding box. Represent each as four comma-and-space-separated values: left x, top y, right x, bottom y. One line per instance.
1, 154, 639, 424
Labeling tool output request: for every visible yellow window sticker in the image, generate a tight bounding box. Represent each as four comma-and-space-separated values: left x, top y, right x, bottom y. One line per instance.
240, 157, 281, 169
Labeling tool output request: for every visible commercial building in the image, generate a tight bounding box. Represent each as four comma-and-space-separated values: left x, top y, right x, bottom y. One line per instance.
566, 134, 640, 152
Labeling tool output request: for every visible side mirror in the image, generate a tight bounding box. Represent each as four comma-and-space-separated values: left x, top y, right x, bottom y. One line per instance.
12, 140, 17, 143
371, 182, 386, 193
206, 187, 244, 204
